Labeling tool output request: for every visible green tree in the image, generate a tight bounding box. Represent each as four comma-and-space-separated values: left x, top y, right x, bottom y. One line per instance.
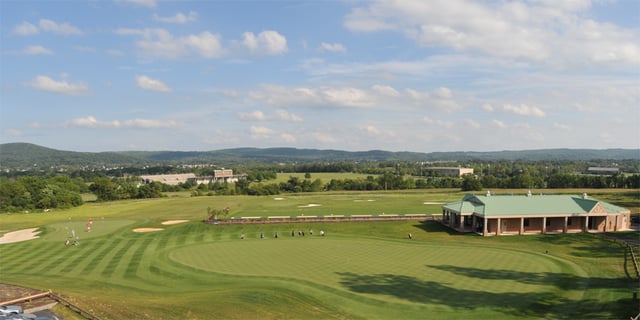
461, 175, 482, 191
89, 177, 119, 201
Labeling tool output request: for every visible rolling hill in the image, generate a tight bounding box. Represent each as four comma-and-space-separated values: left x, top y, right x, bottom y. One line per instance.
0, 142, 638, 168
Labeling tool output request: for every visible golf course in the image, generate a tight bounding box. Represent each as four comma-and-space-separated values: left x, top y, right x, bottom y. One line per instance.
0, 189, 637, 319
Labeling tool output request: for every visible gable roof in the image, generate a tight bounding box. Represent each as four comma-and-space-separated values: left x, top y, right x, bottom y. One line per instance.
444, 194, 629, 217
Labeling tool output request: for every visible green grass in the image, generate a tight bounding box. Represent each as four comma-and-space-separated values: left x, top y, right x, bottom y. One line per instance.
0, 189, 637, 319
272, 172, 377, 184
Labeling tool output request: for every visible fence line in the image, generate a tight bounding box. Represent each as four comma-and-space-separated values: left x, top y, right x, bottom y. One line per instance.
0, 291, 51, 306
627, 242, 640, 279
207, 213, 436, 225
49, 292, 101, 320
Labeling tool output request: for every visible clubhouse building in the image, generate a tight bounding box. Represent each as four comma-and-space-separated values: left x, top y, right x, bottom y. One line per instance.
442, 192, 631, 236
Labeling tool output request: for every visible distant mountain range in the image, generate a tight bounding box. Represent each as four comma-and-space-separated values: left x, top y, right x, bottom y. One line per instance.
0, 142, 638, 168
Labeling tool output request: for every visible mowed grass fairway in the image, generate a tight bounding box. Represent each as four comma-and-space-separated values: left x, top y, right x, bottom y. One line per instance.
0, 189, 637, 319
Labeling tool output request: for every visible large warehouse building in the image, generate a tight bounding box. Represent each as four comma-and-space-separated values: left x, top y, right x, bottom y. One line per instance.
442, 192, 631, 236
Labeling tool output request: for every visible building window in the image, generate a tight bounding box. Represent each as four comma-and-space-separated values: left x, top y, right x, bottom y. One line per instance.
567, 218, 572, 226
524, 218, 530, 227
546, 219, 551, 227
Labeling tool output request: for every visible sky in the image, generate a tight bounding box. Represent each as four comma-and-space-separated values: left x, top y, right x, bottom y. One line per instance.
1, 0, 639, 153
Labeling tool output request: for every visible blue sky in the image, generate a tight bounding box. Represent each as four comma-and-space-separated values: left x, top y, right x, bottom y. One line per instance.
1, 0, 639, 152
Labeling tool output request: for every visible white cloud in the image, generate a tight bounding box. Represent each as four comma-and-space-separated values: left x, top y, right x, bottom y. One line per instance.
481, 103, 494, 112
462, 119, 481, 129
242, 32, 258, 51
238, 110, 266, 121
135, 75, 172, 92
242, 30, 288, 55
28, 75, 89, 95
65, 116, 179, 128
553, 122, 571, 130
250, 126, 273, 139
4, 128, 23, 137
13, 22, 39, 35
23, 45, 53, 55
502, 104, 546, 118
13, 19, 82, 36
422, 116, 453, 128
247, 84, 459, 111
364, 125, 380, 135
312, 132, 336, 143
238, 109, 302, 122
484, 103, 546, 118
275, 109, 303, 122
372, 85, 399, 97
343, 0, 640, 67
323, 87, 372, 107
319, 42, 347, 53
184, 32, 223, 58
116, 28, 224, 59
153, 11, 198, 23
115, 0, 156, 8
280, 133, 296, 143
435, 87, 453, 99
38, 19, 83, 35
491, 120, 507, 128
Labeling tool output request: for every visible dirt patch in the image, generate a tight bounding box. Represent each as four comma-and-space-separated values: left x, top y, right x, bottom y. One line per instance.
132, 228, 164, 233
161, 220, 189, 225
0, 228, 40, 244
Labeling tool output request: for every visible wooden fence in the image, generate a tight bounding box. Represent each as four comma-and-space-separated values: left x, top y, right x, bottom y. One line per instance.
627, 242, 640, 279
0, 290, 100, 320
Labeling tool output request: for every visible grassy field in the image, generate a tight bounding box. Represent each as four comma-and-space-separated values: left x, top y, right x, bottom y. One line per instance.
0, 188, 638, 319
272, 172, 376, 184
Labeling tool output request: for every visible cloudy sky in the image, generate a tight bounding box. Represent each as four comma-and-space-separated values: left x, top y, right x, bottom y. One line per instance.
1, 0, 638, 152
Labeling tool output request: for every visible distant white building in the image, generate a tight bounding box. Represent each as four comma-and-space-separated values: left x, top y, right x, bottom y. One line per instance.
586, 167, 619, 175
140, 170, 246, 186
425, 167, 474, 177
140, 173, 196, 186
193, 169, 247, 184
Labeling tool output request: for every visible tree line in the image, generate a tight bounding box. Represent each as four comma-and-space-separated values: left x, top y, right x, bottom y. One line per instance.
1, 160, 638, 212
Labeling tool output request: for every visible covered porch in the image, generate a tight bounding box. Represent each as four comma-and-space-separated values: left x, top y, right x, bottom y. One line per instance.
481, 214, 612, 236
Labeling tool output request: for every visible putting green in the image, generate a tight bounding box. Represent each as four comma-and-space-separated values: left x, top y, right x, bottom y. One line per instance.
170, 237, 584, 308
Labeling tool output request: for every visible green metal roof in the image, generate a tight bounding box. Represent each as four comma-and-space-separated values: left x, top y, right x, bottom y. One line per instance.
443, 194, 629, 217
443, 200, 483, 214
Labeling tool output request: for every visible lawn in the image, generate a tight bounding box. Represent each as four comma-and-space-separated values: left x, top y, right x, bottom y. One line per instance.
0, 189, 637, 319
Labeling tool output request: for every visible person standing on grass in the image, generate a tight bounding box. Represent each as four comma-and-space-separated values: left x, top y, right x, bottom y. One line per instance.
408, 233, 413, 240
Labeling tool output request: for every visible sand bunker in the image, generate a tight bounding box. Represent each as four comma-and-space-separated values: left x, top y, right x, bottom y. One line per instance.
132, 228, 164, 233
161, 220, 189, 225
0, 228, 41, 244
297, 204, 321, 208
423, 202, 444, 205
354, 199, 376, 202
274, 197, 285, 200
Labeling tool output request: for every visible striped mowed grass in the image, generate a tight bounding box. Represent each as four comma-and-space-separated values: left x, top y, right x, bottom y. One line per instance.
0, 191, 636, 319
